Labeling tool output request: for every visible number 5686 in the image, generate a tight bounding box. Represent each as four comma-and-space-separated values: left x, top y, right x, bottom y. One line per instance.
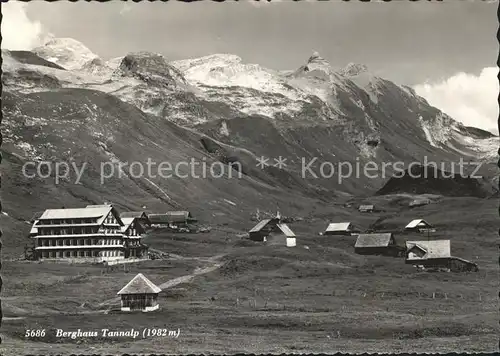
25, 329, 46, 338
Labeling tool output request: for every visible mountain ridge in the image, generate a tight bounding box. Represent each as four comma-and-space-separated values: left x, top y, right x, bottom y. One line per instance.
1, 37, 497, 257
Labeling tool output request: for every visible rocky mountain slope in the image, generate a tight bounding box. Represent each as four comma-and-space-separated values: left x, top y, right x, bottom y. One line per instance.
1, 38, 497, 255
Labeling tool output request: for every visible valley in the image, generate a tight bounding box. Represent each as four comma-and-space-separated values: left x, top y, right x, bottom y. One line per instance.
0, 38, 498, 354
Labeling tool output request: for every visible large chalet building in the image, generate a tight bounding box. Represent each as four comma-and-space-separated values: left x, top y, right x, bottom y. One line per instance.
30, 204, 148, 262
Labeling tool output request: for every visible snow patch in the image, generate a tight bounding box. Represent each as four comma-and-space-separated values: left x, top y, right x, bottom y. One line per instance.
223, 199, 236, 206
418, 113, 455, 148
33, 38, 99, 71
219, 121, 230, 136
143, 178, 172, 201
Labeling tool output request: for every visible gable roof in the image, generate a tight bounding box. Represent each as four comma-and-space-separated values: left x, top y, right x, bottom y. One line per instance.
120, 217, 136, 232
117, 273, 162, 295
405, 240, 451, 259
325, 222, 351, 232
249, 219, 273, 233
355, 233, 393, 248
405, 219, 432, 229
277, 223, 296, 237
120, 211, 148, 219
38, 205, 123, 226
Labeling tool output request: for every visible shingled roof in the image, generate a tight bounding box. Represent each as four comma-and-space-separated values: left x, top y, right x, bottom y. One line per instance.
406, 240, 451, 259
355, 233, 393, 248
117, 273, 162, 295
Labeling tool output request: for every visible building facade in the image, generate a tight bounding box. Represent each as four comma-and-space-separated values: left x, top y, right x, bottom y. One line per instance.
30, 205, 148, 262
121, 217, 149, 258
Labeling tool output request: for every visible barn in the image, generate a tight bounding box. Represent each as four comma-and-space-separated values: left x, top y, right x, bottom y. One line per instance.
248, 218, 296, 247
324, 222, 357, 236
358, 205, 375, 213
149, 211, 196, 228
405, 240, 478, 272
354, 233, 403, 256
404, 219, 434, 232
117, 273, 162, 312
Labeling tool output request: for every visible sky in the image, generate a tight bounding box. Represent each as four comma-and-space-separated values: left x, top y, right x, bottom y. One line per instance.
2, 0, 498, 134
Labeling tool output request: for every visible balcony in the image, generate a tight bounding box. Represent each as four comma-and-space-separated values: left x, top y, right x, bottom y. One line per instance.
35, 244, 125, 250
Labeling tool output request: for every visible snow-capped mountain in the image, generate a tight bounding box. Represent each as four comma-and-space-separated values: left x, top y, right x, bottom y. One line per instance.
2, 37, 497, 235
32, 38, 100, 71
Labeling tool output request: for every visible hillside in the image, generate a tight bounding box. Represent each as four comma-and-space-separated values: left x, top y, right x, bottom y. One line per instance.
1, 38, 497, 257
376, 164, 497, 198
1, 38, 498, 354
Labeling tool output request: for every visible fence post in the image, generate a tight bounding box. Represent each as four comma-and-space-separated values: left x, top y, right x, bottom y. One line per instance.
432, 292, 435, 299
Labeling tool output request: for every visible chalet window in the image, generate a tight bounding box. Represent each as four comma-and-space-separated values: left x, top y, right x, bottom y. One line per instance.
58, 251, 63, 258
65, 251, 70, 257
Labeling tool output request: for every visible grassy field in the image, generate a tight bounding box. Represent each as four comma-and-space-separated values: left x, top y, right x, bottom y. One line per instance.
1, 195, 498, 354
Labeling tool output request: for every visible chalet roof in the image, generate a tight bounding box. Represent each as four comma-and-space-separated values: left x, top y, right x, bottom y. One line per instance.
405, 219, 432, 229
120, 211, 148, 219
30, 225, 38, 235
40, 206, 111, 220
355, 233, 393, 248
249, 219, 272, 233
120, 217, 135, 232
325, 222, 351, 232
117, 273, 162, 295
406, 240, 451, 259
38, 205, 123, 226
277, 223, 296, 237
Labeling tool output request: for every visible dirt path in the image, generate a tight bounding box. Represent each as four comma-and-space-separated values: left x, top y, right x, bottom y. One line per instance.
97, 254, 225, 308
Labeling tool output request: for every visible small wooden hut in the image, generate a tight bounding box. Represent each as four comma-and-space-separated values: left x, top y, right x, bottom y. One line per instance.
117, 273, 162, 312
